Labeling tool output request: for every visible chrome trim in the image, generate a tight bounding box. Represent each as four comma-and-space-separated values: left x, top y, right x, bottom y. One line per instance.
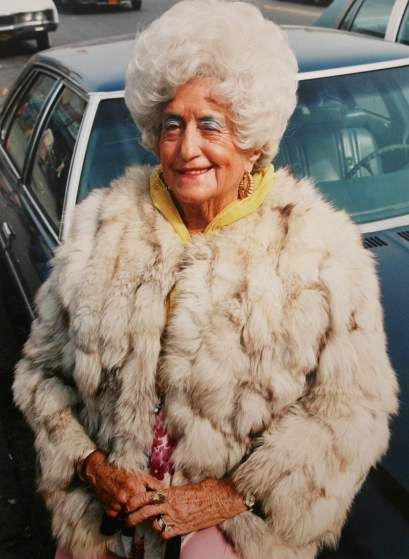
92, 90, 125, 100
357, 214, 409, 233
23, 79, 63, 183
61, 80, 88, 104
0, 143, 22, 183
21, 183, 59, 244
0, 227, 6, 252
25, 63, 90, 106
385, 0, 408, 41
57, 87, 90, 240
0, 20, 55, 33
61, 94, 101, 241
1, 222, 15, 249
339, 0, 366, 30
298, 56, 409, 80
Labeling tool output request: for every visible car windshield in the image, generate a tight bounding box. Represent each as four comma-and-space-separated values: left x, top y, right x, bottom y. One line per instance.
80, 67, 409, 225
275, 66, 409, 224
78, 97, 156, 201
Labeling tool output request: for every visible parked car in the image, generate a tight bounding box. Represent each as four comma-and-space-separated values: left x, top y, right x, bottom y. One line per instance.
1, 27, 409, 557
0, 0, 58, 50
315, 0, 409, 44
279, 0, 331, 6
55, 0, 141, 11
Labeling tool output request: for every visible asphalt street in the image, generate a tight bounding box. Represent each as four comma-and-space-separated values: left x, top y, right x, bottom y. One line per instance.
0, 0, 322, 108
0, 1, 323, 558
0, 274, 52, 559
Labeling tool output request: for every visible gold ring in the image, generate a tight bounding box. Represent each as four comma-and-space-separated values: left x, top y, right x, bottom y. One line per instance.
150, 492, 166, 504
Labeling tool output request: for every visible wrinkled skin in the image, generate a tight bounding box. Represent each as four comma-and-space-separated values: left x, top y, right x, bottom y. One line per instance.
83, 450, 164, 518
158, 77, 260, 233
124, 478, 247, 539
84, 452, 246, 538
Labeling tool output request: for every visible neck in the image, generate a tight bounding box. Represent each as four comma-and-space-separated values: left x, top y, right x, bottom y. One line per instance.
172, 192, 238, 234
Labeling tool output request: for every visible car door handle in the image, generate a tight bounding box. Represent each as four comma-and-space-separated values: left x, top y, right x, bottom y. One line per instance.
1, 222, 15, 250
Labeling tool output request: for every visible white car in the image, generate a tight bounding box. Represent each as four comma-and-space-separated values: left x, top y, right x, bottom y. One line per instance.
0, 0, 59, 50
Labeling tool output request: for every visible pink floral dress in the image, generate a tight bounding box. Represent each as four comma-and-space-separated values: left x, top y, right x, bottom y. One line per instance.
149, 406, 175, 481
108, 402, 176, 559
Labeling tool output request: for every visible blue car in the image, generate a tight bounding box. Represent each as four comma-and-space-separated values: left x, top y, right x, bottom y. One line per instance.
0, 27, 408, 557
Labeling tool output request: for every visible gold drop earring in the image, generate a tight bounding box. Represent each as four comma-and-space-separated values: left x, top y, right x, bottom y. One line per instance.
238, 170, 254, 199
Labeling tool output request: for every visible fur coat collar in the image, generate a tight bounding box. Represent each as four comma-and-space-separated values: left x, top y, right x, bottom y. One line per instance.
13, 166, 398, 559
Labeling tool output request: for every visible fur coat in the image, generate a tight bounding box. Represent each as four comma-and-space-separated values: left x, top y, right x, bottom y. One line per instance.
13, 165, 398, 559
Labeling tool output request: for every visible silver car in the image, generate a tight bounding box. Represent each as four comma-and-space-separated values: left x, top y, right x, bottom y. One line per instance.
316, 0, 409, 45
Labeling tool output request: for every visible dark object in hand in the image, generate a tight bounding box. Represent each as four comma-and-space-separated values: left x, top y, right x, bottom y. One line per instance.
165, 536, 181, 559
100, 513, 119, 536
100, 513, 134, 537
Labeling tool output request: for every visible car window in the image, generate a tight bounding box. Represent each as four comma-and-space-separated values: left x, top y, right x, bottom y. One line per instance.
349, 75, 389, 118
275, 66, 409, 224
397, 1, 409, 44
78, 97, 157, 201
5, 73, 56, 173
29, 87, 86, 228
346, 0, 395, 38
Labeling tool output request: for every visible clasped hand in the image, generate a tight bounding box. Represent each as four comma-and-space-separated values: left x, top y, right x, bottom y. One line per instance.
83, 451, 246, 539
124, 478, 247, 539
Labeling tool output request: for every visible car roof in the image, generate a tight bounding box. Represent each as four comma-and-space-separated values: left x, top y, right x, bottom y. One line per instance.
32, 35, 132, 93
31, 26, 409, 94
287, 25, 409, 73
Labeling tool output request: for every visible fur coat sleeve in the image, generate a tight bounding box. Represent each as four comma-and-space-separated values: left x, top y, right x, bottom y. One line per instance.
223, 208, 399, 554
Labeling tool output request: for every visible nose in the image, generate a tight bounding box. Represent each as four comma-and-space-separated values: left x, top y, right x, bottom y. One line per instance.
179, 122, 201, 161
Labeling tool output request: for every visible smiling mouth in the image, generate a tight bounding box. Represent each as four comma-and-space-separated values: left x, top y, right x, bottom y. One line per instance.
177, 167, 212, 176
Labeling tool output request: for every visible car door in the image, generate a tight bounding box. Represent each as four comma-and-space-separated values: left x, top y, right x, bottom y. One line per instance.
340, 0, 396, 37
0, 70, 59, 316
0, 69, 87, 316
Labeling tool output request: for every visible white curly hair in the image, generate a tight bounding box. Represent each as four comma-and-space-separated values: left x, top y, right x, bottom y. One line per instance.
125, 0, 298, 170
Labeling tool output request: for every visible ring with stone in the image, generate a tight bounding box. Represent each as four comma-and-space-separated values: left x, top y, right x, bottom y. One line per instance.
150, 492, 166, 504
156, 515, 167, 532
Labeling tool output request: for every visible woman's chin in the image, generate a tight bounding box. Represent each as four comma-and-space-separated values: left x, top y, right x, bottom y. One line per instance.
172, 183, 218, 206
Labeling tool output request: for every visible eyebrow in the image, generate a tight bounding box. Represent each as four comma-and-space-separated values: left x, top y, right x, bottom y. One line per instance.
199, 115, 223, 122
163, 112, 182, 119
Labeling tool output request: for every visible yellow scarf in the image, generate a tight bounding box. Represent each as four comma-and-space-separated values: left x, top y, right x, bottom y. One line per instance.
149, 164, 275, 243
149, 164, 275, 316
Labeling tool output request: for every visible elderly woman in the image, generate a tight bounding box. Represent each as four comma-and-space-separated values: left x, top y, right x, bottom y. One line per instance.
13, 1, 398, 559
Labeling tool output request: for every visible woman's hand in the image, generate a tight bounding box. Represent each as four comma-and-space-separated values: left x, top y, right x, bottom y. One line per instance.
123, 478, 247, 538
83, 450, 164, 517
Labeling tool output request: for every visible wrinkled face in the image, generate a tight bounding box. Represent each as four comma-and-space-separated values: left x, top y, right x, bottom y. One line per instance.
158, 78, 259, 207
